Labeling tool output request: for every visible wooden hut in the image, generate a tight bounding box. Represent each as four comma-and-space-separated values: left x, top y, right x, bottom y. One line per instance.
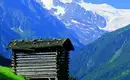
7, 38, 74, 80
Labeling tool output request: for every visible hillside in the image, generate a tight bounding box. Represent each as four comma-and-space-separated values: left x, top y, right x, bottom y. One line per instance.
0, 54, 11, 66
70, 24, 130, 80
0, 0, 81, 58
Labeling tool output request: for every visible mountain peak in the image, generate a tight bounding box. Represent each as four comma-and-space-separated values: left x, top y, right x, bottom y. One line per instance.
36, 0, 130, 32
77, 1, 130, 32
59, 0, 72, 3
36, 0, 54, 10
78, 0, 116, 10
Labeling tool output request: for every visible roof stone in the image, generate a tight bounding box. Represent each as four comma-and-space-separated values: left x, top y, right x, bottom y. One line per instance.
7, 38, 74, 51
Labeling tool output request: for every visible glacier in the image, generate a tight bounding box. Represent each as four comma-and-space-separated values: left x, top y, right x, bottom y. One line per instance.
37, 0, 130, 32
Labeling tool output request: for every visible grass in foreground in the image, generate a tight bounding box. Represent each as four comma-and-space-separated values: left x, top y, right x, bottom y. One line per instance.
0, 66, 25, 80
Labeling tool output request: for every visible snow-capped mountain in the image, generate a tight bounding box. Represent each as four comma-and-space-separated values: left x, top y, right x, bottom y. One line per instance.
1, 0, 130, 79
0, 0, 82, 58
78, 1, 130, 31
37, 0, 107, 44
36, 0, 130, 44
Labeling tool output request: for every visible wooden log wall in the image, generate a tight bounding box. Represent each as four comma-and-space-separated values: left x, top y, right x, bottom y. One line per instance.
57, 48, 69, 80
12, 51, 17, 73
12, 52, 58, 79
12, 49, 70, 80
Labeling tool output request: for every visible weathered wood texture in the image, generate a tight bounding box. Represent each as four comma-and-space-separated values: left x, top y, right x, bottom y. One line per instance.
9, 38, 74, 80
12, 52, 57, 79
56, 48, 69, 80
12, 50, 70, 80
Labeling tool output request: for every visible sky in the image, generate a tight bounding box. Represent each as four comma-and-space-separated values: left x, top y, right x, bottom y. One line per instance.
84, 0, 130, 9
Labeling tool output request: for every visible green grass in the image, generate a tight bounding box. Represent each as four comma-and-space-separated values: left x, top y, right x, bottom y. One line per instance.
0, 66, 25, 80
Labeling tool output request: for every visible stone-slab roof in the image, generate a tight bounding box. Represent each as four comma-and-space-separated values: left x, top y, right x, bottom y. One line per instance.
7, 38, 74, 51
